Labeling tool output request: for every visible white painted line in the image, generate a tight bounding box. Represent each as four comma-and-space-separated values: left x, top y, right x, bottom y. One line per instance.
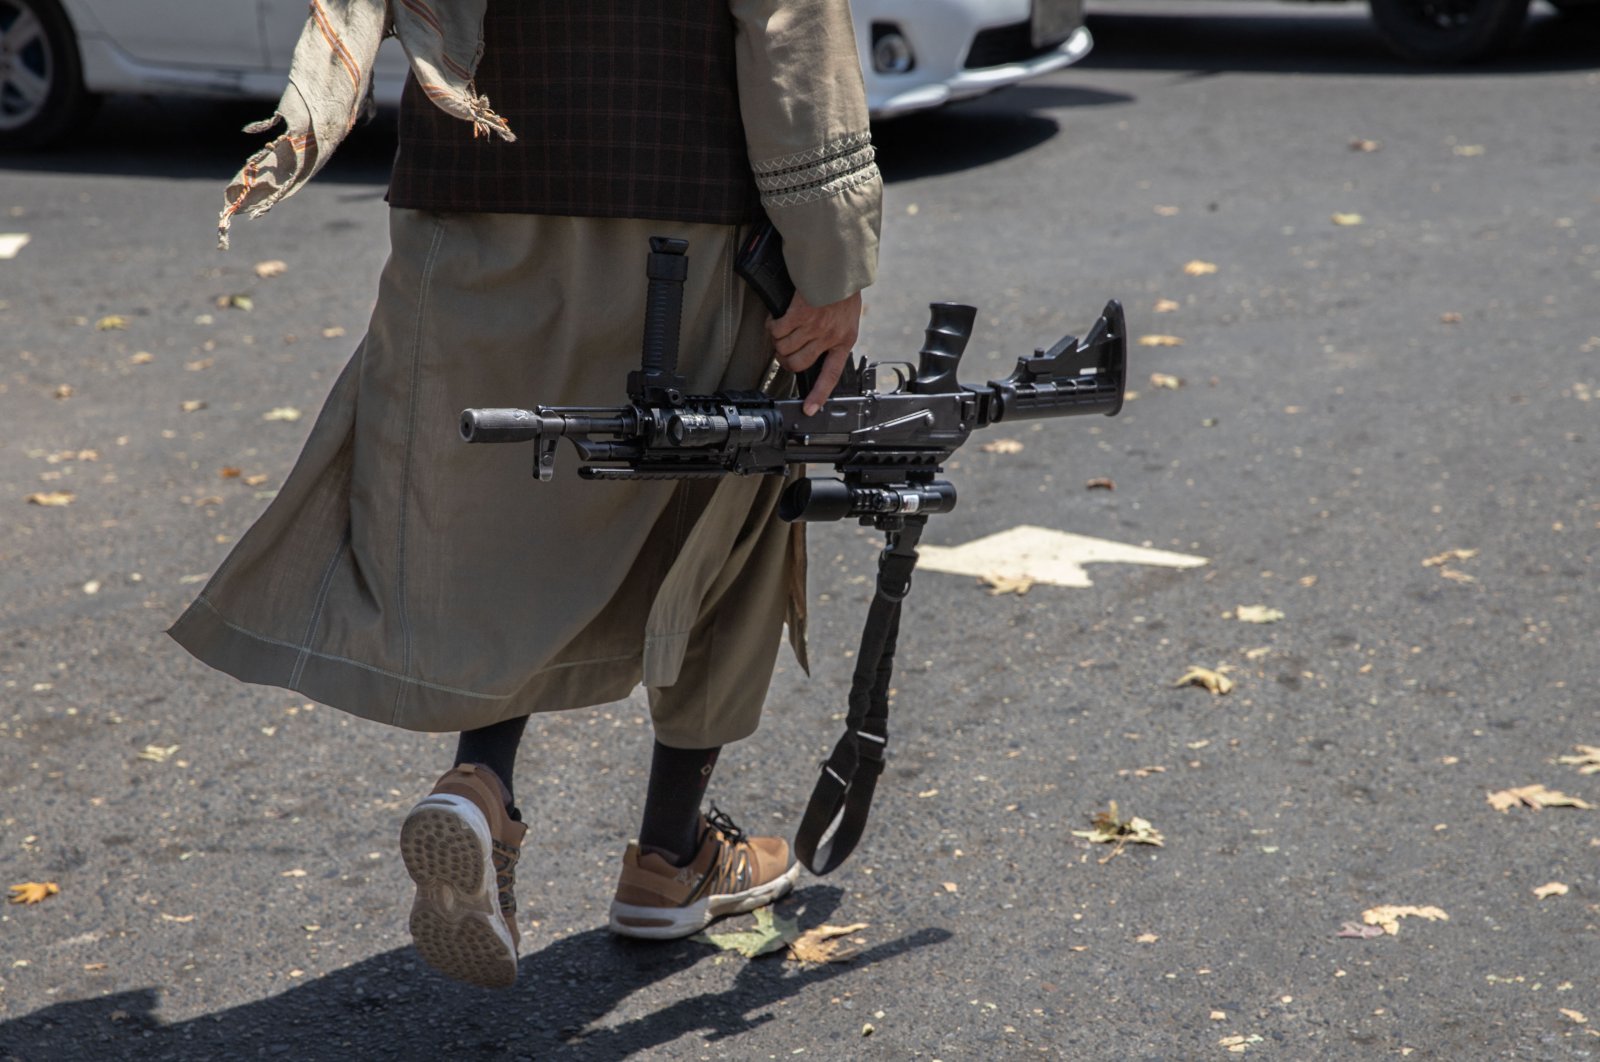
918, 524, 1208, 589
0, 234, 31, 260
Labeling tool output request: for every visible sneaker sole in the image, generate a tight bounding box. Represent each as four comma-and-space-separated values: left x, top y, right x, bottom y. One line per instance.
607, 861, 802, 941
400, 794, 518, 989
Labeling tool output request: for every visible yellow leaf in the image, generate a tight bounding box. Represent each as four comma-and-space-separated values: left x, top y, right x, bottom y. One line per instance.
8, 881, 59, 905
243, 474, 270, 487
942, 882, 958, 893
1453, 144, 1485, 157
1172, 666, 1234, 695
26, 491, 75, 507
1331, 213, 1364, 226
129, 352, 155, 365
981, 438, 1024, 454
254, 259, 288, 278
54, 384, 73, 399
787, 922, 869, 965
1235, 605, 1284, 624
1360, 905, 1448, 935
1139, 334, 1184, 347
980, 573, 1034, 596
1486, 784, 1593, 812
1149, 372, 1183, 389
1422, 548, 1478, 567
693, 905, 798, 958
321, 326, 347, 339
1555, 746, 1600, 775
1153, 205, 1179, 217
1072, 801, 1165, 855
1561, 1009, 1589, 1025
137, 744, 180, 763
181, 400, 207, 413
95, 315, 128, 331
1183, 260, 1218, 276
217, 294, 253, 311
263, 407, 303, 422
1532, 882, 1569, 899
1135, 932, 1159, 944
1154, 298, 1180, 313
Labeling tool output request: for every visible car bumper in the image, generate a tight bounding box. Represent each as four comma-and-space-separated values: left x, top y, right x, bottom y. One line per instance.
867, 25, 1092, 117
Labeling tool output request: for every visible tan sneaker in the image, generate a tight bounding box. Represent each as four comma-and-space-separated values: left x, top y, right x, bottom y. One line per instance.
399, 764, 527, 988
609, 806, 800, 940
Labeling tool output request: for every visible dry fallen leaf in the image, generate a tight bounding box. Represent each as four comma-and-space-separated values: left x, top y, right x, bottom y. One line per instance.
1423, 548, 1478, 567
217, 294, 253, 311
694, 906, 798, 958
8, 882, 59, 905
129, 351, 155, 365
1561, 1009, 1589, 1025
1487, 785, 1593, 812
254, 259, 288, 278
1331, 213, 1364, 227
1235, 605, 1284, 624
1149, 372, 1183, 389
54, 384, 73, 399
1532, 882, 1569, 899
1172, 666, 1235, 696
1350, 138, 1382, 152
219, 467, 242, 479
180, 400, 207, 413
160, 913, 195, 923
1153, 205, 1179, 217
322, 326, 347, 339
1556, 746, 1600, 775
1183, 260, 1218, 276
1139, 335, 1184, 347
243, 474, 270, 487
1135, 932, 1159, 944
26, 491, 75, 507
1336, 921, 1386, 940
1084, 477, 1115, 491
981, 438, 1024, 454
1154, 298, 1180, 313
137, 744, 180, 763
1361, 905, 1449, 935
941, 882, 958, 894
1453, 144, 1485, 157
263, 407, 303, 422
1439, 311, 1462, 324
981, 573, 1034, 596
788, 922, 868, 965
95, 315, 128, 331
1073, 801, 1164, 863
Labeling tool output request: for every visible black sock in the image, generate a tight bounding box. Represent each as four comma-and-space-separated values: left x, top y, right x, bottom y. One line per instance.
454, 715, 529, 812
638, 740, 721, 865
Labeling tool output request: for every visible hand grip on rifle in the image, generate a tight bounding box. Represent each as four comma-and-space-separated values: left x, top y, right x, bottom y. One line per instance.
735, 220, 824, 398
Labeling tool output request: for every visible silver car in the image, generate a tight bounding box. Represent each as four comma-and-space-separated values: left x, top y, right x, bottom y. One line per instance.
0, 0, 1091, 147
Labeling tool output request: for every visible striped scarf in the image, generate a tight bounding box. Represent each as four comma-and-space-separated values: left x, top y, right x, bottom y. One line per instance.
218, 0, 513, 248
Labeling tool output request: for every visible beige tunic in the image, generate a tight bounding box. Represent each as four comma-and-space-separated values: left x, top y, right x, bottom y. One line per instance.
174, 1, 882, 746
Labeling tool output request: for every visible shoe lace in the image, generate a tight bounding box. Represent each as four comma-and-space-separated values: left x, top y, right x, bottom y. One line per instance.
704, 803, 746, 845
491, 840, 520, 916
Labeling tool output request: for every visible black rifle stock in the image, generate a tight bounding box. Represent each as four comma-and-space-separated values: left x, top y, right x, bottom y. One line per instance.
459, 234, 1127, 873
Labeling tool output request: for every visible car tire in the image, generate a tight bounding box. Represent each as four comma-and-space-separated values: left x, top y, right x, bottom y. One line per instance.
1368, 0, 1532, 61
0, 0, 97, 148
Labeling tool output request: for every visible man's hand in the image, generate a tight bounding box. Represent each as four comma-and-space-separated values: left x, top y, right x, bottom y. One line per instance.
769, 289, 863, 415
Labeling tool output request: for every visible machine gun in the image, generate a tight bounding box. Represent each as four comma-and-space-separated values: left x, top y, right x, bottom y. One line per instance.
460, 232, 1127, 873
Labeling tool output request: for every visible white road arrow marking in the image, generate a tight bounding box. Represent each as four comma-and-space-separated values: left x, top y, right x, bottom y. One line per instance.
0, 234, 31, 259
918, 525, 1208, 589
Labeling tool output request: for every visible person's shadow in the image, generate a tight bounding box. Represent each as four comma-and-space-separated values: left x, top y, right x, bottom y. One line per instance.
0, 885, 950, 1060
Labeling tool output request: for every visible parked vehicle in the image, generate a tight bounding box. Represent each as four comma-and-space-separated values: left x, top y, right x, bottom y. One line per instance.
0, 0, 1092, 148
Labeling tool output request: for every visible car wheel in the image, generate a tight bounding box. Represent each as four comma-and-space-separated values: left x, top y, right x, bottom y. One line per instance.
0, 0, 96, 148
1368, 0, 1531, 61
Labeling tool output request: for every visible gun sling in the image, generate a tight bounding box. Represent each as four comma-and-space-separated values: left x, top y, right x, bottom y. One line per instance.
793, 517, 924, 875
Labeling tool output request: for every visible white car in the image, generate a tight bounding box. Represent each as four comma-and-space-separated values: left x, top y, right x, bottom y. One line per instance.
0, 0, 1090, 148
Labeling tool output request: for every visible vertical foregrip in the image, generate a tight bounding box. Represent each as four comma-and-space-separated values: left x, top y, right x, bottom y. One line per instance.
641, 237, 689, 378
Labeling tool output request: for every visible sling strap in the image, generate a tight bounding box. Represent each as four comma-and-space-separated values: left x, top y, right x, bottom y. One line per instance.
794, 515, 925, 875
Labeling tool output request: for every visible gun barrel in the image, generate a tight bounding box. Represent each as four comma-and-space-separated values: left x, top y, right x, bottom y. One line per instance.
460, 407, 542, 443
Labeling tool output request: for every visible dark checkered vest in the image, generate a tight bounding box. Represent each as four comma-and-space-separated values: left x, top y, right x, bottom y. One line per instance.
387, 1, 761, 225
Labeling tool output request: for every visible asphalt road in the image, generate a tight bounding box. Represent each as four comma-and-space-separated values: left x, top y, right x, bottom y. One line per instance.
2, 4, 1597, 1059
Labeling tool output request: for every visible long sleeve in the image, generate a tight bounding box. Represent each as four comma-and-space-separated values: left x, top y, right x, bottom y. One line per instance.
731, 0, 883, 306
